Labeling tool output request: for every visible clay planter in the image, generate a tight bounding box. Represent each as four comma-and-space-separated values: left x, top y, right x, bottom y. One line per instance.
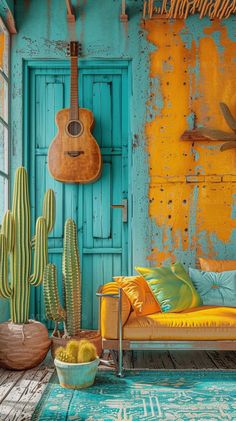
51, 330, 102, 359
0, 320, 51, 370
55, 357, 100, 389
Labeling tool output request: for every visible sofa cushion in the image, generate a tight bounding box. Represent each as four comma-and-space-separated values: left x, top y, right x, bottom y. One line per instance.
199, 257, 236, 272
123, 306, 236, 340
136, 262, 202, 313
189, 267, 236, 307
100, 283, 131, 339
114, 276, 160, 316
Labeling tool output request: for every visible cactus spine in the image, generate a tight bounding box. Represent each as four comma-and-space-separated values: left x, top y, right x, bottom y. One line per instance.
43, 218, 81, 337
77, 341, 97, 363
55, 340, 97, 363
0, 167, 55, 324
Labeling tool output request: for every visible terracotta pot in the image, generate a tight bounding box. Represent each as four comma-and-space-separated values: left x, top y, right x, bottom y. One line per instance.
55, 357, 100, 389
0, 320, 51, 370
51, 330, 102, 358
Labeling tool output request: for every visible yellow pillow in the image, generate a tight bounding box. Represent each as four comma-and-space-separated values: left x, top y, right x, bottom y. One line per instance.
199, 258, 236, 272
114, 275, 161, 316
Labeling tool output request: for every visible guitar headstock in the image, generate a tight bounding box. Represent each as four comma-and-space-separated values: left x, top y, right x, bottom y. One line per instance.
66, 41, 82, 58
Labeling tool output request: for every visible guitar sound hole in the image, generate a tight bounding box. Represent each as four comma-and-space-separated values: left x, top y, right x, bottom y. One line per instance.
67, 120, 83, 136
65, 151, 84, 158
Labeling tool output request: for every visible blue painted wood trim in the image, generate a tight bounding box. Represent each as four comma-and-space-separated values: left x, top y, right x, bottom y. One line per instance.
24, 59, 131, 69
48, 248, 123, 254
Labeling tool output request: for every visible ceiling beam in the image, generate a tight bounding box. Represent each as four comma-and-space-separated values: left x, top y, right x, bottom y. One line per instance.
120, 0, 128, 21
0, 1, 17, 34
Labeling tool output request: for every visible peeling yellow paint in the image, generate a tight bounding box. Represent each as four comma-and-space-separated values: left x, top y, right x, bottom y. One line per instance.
145, 18, 236, 264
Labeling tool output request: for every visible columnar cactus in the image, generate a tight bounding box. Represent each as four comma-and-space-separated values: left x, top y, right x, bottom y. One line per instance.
0, 167, 55, 324
43, 218, 81, 338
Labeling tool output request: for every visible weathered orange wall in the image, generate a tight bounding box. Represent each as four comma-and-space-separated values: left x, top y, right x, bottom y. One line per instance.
145, 17, 236, 266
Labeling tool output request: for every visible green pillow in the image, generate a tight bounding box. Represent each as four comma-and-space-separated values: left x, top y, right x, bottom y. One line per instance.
135, 262, 202, 313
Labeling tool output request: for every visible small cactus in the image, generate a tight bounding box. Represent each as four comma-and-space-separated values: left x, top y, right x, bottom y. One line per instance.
55, 346, 77, 363
77, 341, 97, 363
78, 339, 91, 347
55, 340, 97, 364
66, 340, 80, 361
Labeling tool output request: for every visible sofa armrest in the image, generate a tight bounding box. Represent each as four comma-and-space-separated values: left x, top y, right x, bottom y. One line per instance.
98, 282, 131, 339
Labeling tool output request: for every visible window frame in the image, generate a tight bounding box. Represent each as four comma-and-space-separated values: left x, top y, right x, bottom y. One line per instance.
0, 16, 10, 221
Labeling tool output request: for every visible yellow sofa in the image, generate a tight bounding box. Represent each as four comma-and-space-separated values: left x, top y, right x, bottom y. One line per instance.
98, 283, 236, 376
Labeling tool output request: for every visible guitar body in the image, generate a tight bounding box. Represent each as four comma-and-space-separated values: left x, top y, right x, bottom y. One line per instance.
48, 107, 102, 183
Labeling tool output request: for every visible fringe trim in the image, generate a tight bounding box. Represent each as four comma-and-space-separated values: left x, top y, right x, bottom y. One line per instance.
144, 0, 236, 19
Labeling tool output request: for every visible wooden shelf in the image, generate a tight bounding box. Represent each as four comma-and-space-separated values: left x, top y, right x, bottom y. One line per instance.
181, 129, 222, 142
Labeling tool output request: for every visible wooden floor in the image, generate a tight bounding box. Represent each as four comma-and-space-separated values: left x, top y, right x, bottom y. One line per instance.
0, 351, 235, 420
123, 350, 236, 370
0, 355, 54, 421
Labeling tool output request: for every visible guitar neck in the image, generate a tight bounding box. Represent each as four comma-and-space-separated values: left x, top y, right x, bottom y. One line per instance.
70, 56, 79, 120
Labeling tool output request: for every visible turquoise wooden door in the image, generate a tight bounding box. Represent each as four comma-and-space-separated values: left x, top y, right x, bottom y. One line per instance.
26, 60, 130, 329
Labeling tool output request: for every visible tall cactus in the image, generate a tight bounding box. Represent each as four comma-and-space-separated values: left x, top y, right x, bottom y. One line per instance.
0, 167, 55, 324
43, 218, 81, 337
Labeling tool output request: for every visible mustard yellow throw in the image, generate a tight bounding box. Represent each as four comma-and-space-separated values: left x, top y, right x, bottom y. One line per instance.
136, 262, 202, 313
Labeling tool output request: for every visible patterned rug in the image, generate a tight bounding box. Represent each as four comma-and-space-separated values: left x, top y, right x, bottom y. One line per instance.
32, 370, 236, 420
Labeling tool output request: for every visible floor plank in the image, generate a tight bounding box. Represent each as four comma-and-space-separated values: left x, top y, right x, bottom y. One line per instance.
187, 351, 218, 369
0, 371, 25, 406
126, 351, 175, 369
168, 351, 199, 369
206, 351, 236, 369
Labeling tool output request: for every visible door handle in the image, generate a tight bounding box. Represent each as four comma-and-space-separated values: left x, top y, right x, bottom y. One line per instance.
111, 199, 128, 223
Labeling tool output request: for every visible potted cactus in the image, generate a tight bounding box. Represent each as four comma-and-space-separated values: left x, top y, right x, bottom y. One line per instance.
0, 167, 55, 370
43, 218, 102, 357
54, 339, 99, 389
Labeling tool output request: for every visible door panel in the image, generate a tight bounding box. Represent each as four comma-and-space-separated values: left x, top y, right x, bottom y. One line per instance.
92, 163, 111, 239
27, 62, 129, 329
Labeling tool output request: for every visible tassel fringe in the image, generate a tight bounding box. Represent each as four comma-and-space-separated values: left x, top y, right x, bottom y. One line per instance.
143, 0, 236, 19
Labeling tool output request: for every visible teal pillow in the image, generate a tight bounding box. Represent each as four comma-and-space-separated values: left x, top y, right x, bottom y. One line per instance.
136, 262, 202, 313
189, 268, 236, 307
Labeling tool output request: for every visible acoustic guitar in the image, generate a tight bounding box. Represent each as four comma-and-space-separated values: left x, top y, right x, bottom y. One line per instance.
48, 41, 102, 183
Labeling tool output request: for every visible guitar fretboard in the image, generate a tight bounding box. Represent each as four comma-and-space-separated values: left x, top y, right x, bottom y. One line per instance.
70, 56, 79, 121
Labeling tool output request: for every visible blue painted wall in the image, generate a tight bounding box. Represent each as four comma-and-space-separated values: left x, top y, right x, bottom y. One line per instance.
0, 0, 152, 321
10, 0, 151, 266
1, 1, 236, 323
